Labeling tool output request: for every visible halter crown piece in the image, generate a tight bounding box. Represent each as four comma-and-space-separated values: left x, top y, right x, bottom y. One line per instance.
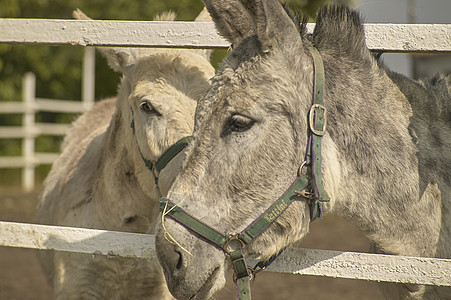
160, 46, 329, 300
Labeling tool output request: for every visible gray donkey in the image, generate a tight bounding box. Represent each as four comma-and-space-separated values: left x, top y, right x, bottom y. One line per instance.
155, 0, 451, 299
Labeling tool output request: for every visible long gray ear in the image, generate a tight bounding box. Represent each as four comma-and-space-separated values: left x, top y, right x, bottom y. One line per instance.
73, 9, 133, 73
202, 0, 255, 47
239, 0, 301, 52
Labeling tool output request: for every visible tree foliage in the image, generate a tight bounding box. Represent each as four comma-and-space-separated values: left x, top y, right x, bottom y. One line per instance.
0, 0, 354, 101
0, 0, 206, 102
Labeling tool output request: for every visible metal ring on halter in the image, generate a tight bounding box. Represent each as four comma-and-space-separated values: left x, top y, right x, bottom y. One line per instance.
224, 234, 246, 254
298, 161, 307, 177
247, 267, 256, 283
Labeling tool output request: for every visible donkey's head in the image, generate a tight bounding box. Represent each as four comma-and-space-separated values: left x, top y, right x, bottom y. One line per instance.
109, 47, 214, 196
74, 9, 215, 196
155, 0, 341, 298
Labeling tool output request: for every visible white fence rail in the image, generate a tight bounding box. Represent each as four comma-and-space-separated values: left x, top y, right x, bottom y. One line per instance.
0, 18, 450, 289
1, 221, 450, 287
0, 20, 450, 52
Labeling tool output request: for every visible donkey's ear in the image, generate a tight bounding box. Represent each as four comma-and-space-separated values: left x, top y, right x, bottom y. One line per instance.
240, 0, 301, 52
202, 0, 255, 47
72, 8, 91, 21
194, 7, 212, 22
73, 9, 132, 73
96, 48, 133, 73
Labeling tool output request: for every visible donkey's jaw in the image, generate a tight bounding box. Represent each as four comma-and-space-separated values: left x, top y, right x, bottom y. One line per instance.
165, 260, 226, 300
188, 266, 223, 300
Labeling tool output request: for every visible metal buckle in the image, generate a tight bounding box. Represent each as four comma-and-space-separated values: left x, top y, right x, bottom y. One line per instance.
224, 234, 245, 254
295, 189, 314, 200
309, 104, 327, 136
232, 267, 256, 284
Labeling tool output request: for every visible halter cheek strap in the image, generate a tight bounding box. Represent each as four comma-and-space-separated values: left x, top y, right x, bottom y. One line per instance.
306, 45, 330, 221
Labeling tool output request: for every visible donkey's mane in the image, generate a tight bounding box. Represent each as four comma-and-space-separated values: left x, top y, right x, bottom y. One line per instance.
226, 5, 369, 71
154, 11, 176, 21
388, 70, 451, 193
312, 5, 367, 60
281, 5, 369, 64
389, 71, 451, 122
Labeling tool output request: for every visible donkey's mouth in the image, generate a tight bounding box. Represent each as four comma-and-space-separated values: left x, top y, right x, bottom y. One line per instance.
189, 266, 221, 300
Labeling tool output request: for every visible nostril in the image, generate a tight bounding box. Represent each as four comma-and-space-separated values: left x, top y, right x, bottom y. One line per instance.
175, 249, 183, 270
156, 229, 187, 273
166, 245, 183, 272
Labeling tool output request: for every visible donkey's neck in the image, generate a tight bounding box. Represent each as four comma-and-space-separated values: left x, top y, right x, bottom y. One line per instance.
92, 85, 161, 233
321, 55, 442, 257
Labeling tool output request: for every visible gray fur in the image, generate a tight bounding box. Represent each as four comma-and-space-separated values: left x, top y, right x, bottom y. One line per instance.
156, 1, 451, 299
203, 0, 254, 47
35, 9, 215, 300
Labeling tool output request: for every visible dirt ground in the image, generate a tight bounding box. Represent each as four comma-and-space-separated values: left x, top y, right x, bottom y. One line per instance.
0, 188, 384, 300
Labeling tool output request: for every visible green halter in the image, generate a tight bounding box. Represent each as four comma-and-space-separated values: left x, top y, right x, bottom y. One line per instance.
160, 175, 311, 299
160, 46, 329, 300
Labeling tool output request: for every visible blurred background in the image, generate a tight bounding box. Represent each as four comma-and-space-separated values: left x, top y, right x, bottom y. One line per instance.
0, 0, 449, 299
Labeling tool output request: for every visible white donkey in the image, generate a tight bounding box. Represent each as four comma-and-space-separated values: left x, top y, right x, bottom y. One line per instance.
35, 9, 214, 299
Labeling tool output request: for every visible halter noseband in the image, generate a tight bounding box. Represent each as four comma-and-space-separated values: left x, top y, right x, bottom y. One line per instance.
160, 46, 329, 300
130, 114, 192, 185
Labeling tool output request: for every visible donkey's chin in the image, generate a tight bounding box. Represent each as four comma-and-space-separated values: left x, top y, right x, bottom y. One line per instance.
188, 266, 225, 300
167, 264, 226, 300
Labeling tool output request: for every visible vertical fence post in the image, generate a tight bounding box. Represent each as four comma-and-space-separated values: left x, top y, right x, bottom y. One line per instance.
22, 72, 36, 191
82, 47, 95, 111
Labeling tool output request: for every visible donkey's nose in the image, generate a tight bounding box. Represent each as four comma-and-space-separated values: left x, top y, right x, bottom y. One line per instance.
157, 235, 184, 273
169, 247, 183, 271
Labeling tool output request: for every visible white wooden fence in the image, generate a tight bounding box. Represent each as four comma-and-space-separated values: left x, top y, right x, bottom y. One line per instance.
0, 47, 96, 191
0, 17, 450, 288
1, 221, 451, 287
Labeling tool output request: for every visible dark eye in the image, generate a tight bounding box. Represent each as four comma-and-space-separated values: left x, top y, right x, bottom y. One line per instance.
229, 114, 254, 132
139, 101, 161, 116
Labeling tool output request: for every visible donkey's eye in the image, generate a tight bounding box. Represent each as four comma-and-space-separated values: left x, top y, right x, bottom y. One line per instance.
139, 101, 161, 116
229, 114, 254, 132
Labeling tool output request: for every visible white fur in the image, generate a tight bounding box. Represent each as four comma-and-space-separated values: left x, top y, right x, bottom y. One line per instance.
35, 9, 214, 300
